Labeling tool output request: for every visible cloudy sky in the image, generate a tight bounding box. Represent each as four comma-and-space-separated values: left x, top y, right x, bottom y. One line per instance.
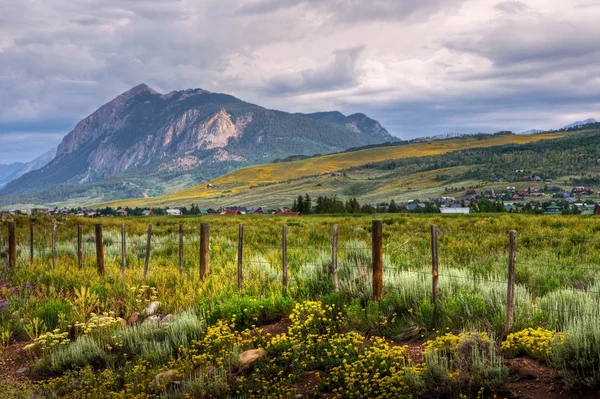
1, 0, 599, 163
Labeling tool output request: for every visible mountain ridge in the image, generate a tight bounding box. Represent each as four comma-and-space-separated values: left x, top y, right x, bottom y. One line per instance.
0, 84, 395, 202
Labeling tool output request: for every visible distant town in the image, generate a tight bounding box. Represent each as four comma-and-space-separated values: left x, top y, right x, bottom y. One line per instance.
2, 183, 599, 219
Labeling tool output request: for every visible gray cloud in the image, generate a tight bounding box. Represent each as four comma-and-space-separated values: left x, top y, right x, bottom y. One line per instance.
0, 0, 599, 163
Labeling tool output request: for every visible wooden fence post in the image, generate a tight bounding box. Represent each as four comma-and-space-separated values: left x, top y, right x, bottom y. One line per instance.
505, 230, 517, 336
29, 221, 34, 264
95, 224, 104, 276
200, 223, 210, 280
143, 224, 152, 281
282, 224, 288, 295
372, 220, 383, 300
121, 224, 127, 276
8, 221, 16, 269
331, 224, 339, 291
179, 224, 184, 276
77, 225, 83, 269
238, 223, 244, 291
51, 223, 57, 269
431, 224, 440, 327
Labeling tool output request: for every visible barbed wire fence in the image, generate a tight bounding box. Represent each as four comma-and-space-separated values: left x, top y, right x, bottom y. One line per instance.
2, 217, 600, 333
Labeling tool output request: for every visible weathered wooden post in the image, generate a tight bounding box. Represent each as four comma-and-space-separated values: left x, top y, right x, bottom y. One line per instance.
331, 224, 339, 291
282, 224, 288, 295
372, 220, 383, 300
505, 230, 517, 336
77, 225, 83, 269
238, 223, 244, 291
431, 224, 440, 327
178, 224, 184, 276
200, 223, 210, 280
8, 221, 16, 269
121, 224, 127, 276
143, 224, 152, 280
95, 224, 104, 276
29, 221, 34, 264
51, 223, 57, 268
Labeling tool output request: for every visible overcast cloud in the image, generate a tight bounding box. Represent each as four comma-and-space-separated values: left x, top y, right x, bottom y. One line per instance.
1, 0, 599, 163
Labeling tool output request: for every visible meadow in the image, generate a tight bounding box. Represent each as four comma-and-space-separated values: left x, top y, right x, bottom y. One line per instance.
100, 130, 578, 209
1, 213, 600, 398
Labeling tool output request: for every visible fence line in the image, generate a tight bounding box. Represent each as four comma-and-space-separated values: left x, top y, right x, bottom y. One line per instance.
5, 218, 600, 333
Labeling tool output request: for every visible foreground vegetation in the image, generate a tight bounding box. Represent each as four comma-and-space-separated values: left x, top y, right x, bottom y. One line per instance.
1, 214, 600, 397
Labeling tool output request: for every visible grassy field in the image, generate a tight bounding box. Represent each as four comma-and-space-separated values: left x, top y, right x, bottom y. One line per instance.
100, 131, 578, 209
1, 213, 600, 397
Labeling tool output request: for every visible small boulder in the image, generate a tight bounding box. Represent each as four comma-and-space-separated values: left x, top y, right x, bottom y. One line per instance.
127, 312, 140, 324
152, 369, 181, 389
239, 348, 267, 368
145, 301, 160, 316
160, 314, 175, 326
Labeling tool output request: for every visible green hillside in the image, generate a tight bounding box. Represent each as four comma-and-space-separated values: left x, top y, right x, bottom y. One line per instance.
98, 127, 598, 209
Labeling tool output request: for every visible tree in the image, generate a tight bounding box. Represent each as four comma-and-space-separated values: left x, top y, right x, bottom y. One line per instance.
388, 200, 399, 213
304, 194, 312, 214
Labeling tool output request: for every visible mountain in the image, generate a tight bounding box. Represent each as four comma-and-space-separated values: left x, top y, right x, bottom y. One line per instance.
297, 111, 391, 141
520, 129, 545, 135
0, 163, 25, 187
0, 148, 56, 188
563, 118, 598, 129
0, 84, 395, 202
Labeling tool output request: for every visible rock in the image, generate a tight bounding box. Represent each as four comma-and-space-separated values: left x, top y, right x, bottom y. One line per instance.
145, 301, 160, 316
152, 369, 181, 389
142, 315, 162, 327
17, 367, 28, 374
239, 348, 267, 367
160, 314, 175, 326
127, 312, 140, 324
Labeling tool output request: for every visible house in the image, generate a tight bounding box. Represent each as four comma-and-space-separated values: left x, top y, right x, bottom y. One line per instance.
276, 211, 301, 216
142, 209, 156, 216
198, 208, 209, 215
220, 209, 242, 215
466, 189, 477, 196
248, 207, 268, 214
406, 203, 425, 212
116, 208, 128, 217
227, 206, 247, 213
544, 204, 562, 215
440, 207, 470, 214
166, 209, 182, 216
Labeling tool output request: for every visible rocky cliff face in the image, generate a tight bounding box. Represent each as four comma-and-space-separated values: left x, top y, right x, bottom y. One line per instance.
2, 84, 395, 196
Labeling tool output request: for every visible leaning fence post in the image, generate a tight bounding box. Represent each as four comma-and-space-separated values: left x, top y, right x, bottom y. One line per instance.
282, 224, 288, 295
51, 223, 57, 269
121, 224, 127, 276
505, 230, 517, 336
29, 221, 34, 264
8, 221, 16, 269
331, 224, 339, 291
238, 223, 244, 291
200, 223, 210, 280
77, 225, 83, 269
143, 224, 152, 281
178, 224, 184, 276
372, 220, 383, 300
95, 224, 105, 276
431, 224, 440, 327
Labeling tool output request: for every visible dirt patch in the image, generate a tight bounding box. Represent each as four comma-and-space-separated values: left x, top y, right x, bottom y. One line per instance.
0, 341, 33, 383
292, 370, 327, 397
255, 318, 291, 337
